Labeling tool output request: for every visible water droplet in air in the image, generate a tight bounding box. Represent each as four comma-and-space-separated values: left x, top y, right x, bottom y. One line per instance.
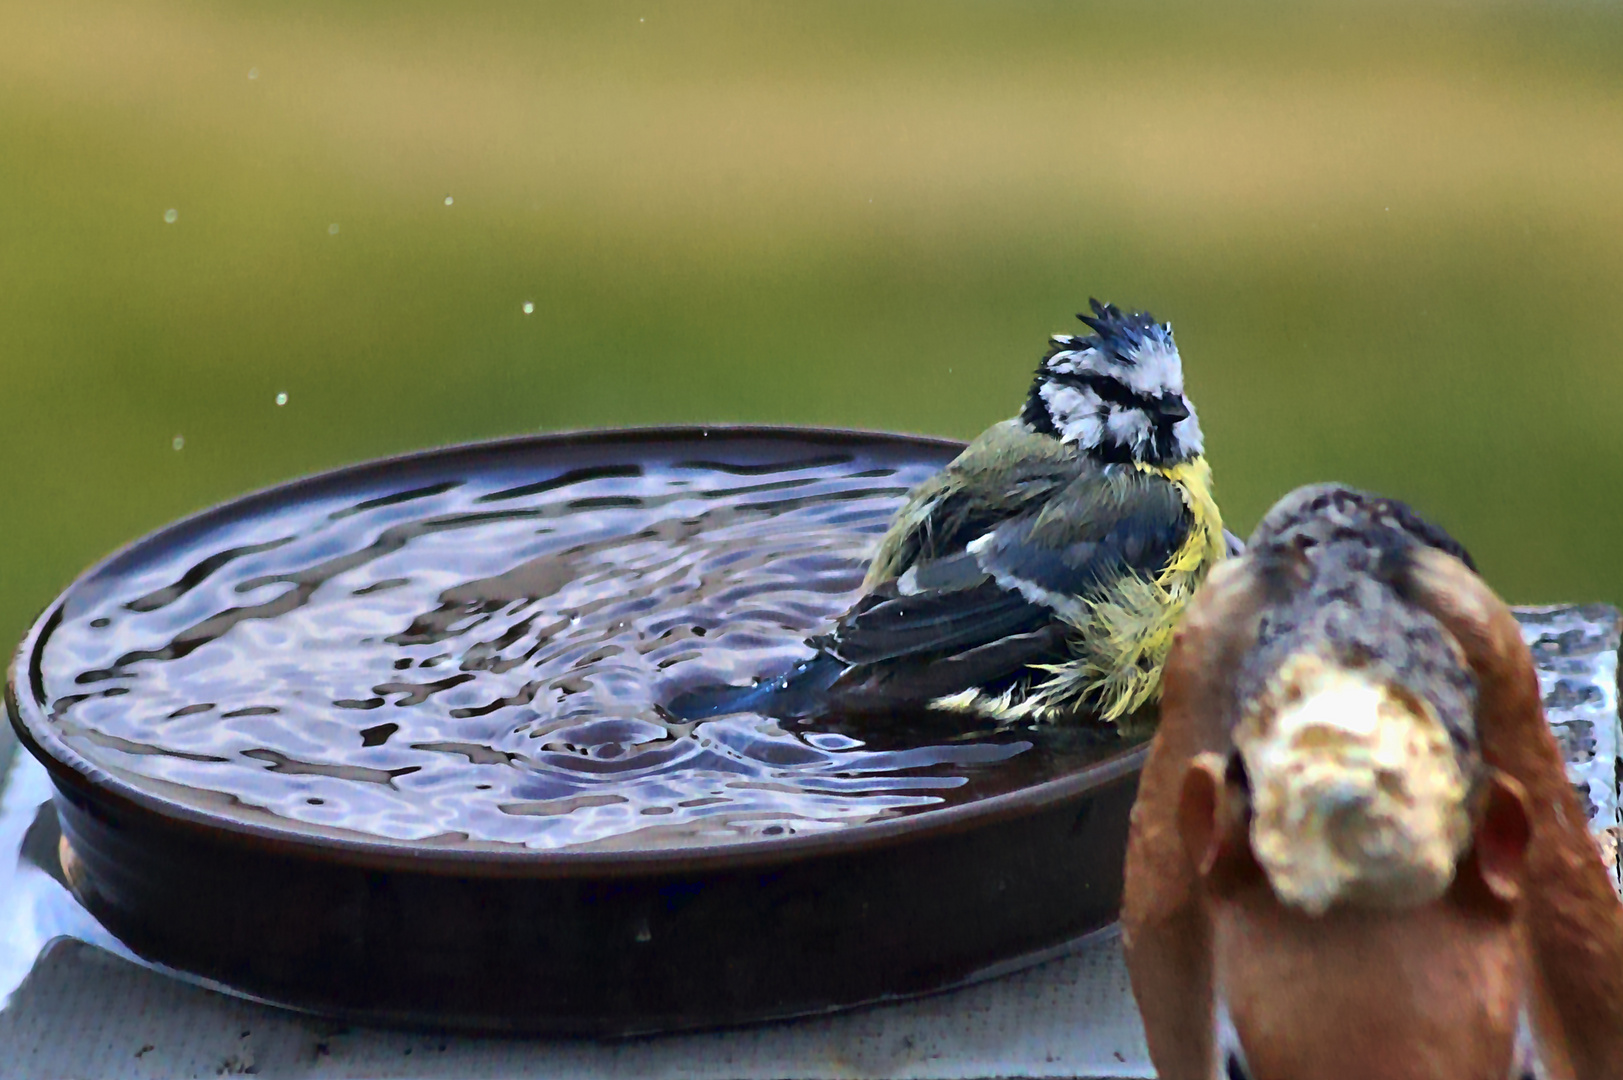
247, 67, 259, 80
443, 195, 454, 206
275, 392, 288, 406
328, 223, 340, 235
522, 302, 535, 315
172, 435, 185, 451
163, 208, 178, 224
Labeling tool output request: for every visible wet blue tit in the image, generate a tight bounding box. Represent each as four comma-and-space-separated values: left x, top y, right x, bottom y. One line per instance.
669, 299, 1229, 726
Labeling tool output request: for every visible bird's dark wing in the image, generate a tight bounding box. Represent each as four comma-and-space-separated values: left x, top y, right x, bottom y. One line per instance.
972, 470, 1191, 600
819, 468, 1191, 668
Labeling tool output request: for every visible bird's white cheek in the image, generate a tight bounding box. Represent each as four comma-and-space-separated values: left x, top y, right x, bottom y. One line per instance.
1105, 407, 1152, 451
1173, 410, 1204, 456
1059, 412, 1104, 447
1040, 382, 1090, 417
1041, 382, 1105, 446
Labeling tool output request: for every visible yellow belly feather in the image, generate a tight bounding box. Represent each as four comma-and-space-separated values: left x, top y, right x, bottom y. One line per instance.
1066, 457, 1226, 722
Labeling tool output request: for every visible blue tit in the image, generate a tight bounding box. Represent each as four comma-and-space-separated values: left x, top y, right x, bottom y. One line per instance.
670, 299, 1229, 726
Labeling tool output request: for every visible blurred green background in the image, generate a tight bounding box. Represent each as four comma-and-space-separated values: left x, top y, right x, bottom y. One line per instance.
4, 0, 1623, 660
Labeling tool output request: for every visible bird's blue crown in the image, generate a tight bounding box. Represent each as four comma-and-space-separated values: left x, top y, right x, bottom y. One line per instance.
1060, 302, 1175, 368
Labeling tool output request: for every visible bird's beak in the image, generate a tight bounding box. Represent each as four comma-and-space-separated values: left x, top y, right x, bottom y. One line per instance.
1159, 394, 1191, 423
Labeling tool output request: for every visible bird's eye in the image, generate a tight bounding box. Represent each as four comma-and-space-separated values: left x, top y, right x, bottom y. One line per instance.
1226, 1052, 1252, 1080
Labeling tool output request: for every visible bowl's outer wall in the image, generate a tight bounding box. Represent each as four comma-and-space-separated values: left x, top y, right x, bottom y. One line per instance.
53, 761, 1139, 1034
9, 427, 1146, 1033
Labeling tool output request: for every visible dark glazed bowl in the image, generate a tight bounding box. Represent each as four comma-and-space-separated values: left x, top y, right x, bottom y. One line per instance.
6, 426, 1147, 1035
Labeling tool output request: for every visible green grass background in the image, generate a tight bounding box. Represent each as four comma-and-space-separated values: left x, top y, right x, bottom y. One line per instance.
4, 0, 1623, 660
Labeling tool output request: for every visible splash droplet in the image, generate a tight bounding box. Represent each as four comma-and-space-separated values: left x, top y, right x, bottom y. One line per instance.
522, 302, 535, 315
275, 392, 288, 406
328, 223, 340, 235
163, 208, 178, 224
172, 435, 185, 451
443, 195, 454, 206
247, 67, 259, 80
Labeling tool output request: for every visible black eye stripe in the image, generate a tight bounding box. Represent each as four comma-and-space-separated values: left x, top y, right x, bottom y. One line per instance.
1047, 371, 1159, 411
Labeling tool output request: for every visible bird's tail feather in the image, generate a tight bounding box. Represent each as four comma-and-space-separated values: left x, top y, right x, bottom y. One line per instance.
666, 653, 847, 721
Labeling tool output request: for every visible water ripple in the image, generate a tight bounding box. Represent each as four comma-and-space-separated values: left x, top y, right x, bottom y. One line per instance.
39, 444, 1132, 850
